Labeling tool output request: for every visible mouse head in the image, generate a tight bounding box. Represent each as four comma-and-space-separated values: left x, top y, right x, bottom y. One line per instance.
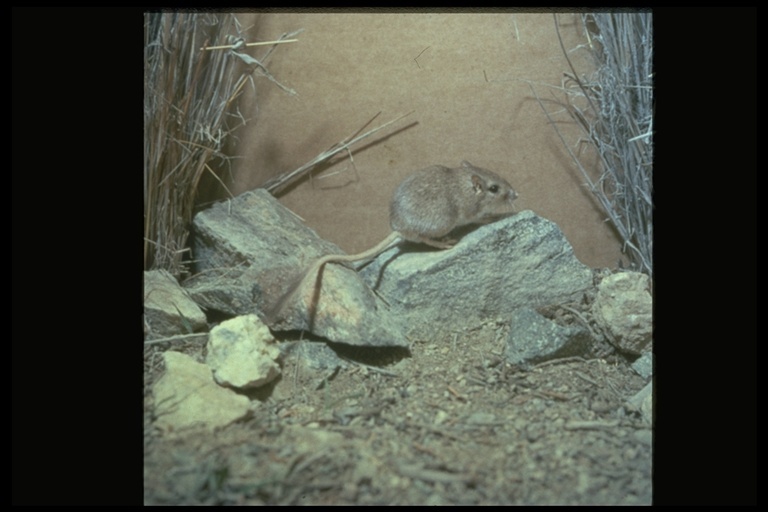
462, 160, 518, 221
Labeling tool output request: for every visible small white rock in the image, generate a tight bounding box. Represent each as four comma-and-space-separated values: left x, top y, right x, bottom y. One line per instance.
206, 314, 281, 389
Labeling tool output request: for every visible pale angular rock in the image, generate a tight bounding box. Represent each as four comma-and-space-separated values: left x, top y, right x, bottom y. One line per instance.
206, 314, 281, 389
144, 270, 207, 337
626, 381, 653, 426
592, 272, 653, 355
641, 387, 653, 426
152, 351, 250, 434
632, 352, 653, 379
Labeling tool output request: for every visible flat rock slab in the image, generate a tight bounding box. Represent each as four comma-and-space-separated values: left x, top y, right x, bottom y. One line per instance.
360, 210, 594, 341
152, 351, 251, 435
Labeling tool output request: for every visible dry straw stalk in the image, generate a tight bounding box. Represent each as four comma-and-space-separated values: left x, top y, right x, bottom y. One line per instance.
143, 13, 298, 277
534, 13, 653, 277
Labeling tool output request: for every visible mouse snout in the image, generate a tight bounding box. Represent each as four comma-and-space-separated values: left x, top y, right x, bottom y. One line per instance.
491, 190, 518, 217
500, 186, 518, 205
486, 188, 518, 217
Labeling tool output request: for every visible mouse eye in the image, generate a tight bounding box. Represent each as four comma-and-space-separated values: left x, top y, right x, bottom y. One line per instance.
488, 184, 499, 194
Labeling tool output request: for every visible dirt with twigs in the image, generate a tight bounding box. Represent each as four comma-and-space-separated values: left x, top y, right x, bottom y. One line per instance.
143, 305, 652, 505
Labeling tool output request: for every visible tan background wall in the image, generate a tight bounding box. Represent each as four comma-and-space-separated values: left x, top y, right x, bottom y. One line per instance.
212, 12, 623, 269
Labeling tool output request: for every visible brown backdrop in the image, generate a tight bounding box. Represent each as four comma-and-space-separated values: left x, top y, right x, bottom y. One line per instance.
212, 12, 623, 269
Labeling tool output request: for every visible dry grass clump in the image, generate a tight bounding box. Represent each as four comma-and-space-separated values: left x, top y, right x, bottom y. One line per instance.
143, 13, 298, 277
533, 13, 653, 277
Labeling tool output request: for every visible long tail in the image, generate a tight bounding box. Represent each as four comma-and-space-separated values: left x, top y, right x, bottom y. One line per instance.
266, 232, 402, 326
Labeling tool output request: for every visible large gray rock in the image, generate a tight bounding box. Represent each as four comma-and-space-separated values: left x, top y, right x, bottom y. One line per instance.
188, 189, 344, 317
187, 189, 409, 348
188, 190, 593, 348
359, 210, 594, 341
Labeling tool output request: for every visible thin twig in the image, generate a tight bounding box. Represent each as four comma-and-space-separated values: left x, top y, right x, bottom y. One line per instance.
263, 110, 416, 194
564, 419, 621, 431
396, 463, 473, 484
533, 356, 586, 369
144, 332, 209, 346
200, 38, 298, 51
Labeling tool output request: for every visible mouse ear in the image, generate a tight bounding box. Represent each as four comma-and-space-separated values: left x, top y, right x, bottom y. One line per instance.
471, 173, 484, 194
461, 160, 473, 169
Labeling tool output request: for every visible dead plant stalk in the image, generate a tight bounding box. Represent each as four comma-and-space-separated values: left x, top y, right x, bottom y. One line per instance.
144, 12, 299, 276
533, 13, 653, 277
